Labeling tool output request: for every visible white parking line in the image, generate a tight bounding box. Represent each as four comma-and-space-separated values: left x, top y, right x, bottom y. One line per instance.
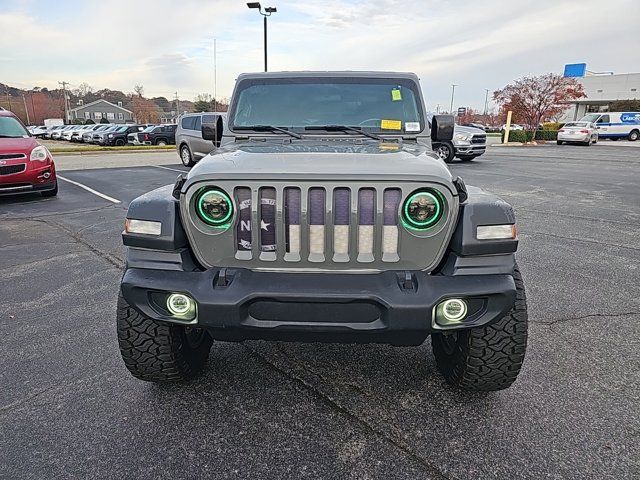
152, 165, 188, 173
57, 175, 121, 204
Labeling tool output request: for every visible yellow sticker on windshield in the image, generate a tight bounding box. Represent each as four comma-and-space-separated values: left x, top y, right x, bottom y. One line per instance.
391, 88, 402, 101
381, 119, 402, 130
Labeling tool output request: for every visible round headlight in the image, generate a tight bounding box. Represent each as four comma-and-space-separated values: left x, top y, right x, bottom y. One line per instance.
196, 188, 233, 226
403, 190, 443, 229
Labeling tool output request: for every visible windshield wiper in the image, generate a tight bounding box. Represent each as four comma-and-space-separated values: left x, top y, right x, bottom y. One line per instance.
0, 135, 22, 138
235, 125, 302, 139
305, 125, 383, 141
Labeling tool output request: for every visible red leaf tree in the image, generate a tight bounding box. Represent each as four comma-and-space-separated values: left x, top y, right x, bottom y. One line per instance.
493, 73, 585, 139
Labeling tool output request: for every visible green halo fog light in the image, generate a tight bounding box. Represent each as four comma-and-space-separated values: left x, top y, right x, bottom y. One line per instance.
440, 298, 467, 322
196, 188, 233, 226
403, 190, 443, 230
166, 293, 194, 316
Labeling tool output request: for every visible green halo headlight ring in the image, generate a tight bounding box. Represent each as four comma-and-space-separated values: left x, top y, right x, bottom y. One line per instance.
195, 188, 233, 226
402, 190, 444, 230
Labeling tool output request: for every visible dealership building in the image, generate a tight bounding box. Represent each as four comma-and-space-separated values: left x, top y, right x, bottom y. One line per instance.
561, 64, 640, 121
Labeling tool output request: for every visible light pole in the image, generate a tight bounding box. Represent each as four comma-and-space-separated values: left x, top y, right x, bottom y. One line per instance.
247, 2, 277, 72
449, 84, 457, 114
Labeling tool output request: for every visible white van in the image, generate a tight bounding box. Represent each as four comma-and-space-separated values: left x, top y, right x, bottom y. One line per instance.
580, 112, 640, 141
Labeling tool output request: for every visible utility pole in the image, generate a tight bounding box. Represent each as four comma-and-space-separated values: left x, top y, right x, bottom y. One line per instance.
5, 85, 12, 111
22, 94, 30, 124
59, 81, 69, 123
174, 92, 180, 117
213, 37, 217, 112
449, 84, 457, 114
483, 89, 490, 115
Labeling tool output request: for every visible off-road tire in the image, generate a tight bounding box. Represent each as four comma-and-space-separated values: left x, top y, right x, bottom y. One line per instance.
431, 265, 528, 391
116, 293, 213, 382
180, 144, 195, 167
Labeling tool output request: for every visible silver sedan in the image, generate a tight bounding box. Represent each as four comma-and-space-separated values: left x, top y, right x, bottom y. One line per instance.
557, 122, 598, 146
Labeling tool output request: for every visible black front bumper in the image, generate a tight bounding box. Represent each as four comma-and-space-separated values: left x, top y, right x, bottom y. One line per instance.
121, 267, 516, 346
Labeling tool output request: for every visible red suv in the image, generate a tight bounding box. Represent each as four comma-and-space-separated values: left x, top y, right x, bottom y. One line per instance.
0, 109, 57, 197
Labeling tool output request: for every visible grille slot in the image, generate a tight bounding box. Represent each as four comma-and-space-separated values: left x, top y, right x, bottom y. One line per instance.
471, 134, 486, 144
0, 164, 26, 176
0, 153, 27, 161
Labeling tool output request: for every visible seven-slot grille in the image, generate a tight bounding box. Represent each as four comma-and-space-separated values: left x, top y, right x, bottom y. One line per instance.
232, 186, 403, 263
0, 164, 26, 176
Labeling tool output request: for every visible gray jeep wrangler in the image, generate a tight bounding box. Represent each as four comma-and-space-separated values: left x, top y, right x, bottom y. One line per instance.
118, 71, 527, 391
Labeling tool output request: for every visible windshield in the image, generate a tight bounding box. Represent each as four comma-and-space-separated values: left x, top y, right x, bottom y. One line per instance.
580, 114, 600, 123
141, 126, 155, 132
229, 77, 424, 134
0, 116, 29, 138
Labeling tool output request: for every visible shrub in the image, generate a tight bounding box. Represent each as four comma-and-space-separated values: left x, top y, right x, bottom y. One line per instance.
542, 122, 563, 131
501, 129, 558, 142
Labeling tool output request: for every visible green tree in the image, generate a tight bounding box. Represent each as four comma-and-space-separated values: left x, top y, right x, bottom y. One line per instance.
193, 93, 214, 112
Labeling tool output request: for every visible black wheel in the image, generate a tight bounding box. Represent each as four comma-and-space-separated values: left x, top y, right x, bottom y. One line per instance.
156, 139, 168, 146
628, 130, 639, 141
431, 264, 528, 391
433, 142, 455, 163
116, 293, 213, 382
115, 138, 126, 146
41, 181, 58, 197
556, 140, 563, 145
458, 156, 475, 162
180, 144, 195, 167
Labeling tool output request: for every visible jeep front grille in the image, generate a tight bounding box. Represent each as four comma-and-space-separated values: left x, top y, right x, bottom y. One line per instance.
182, 181, 458, 272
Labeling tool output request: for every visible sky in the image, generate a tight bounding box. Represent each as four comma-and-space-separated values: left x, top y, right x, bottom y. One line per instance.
1, 0, 639, 112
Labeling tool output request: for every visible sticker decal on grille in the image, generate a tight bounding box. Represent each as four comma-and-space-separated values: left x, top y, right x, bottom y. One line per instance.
260, 188, 277, 253
235, 187, 252, 251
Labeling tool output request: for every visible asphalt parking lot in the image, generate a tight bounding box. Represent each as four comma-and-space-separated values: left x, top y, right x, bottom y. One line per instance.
1, 144, 639, 480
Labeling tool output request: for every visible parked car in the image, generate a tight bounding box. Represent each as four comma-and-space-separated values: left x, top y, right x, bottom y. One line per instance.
51, 125, 74, 140
66, 125, 92, 142
28, 125, 48, 137
557, 122, 598, 146
61, 125, 82, 141
461, 122, 486, 131
432, 124, 486, 163
45, 125, 64, 139
81, 124, 110, 143
176, 112, 226, 166
126, 124, 154, 145
501, 123, 524, 131
580, 112, 640, 141
0, 109, 57, 197
117, 70, 527, 392
135, 124, 177, 146
92, 125, 123, 144
104, 125, 148, 146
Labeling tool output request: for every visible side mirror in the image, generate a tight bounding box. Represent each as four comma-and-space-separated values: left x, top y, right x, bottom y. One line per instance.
431, 115, 454, 142
201, 115, 224, 148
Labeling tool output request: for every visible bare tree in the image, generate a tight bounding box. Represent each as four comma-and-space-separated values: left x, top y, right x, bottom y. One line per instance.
493, 73, 585, 140
133, 84, 145, 98
73, 82, 93, 98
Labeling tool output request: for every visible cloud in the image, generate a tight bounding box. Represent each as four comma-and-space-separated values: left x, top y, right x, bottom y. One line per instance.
1, 0, 639, 110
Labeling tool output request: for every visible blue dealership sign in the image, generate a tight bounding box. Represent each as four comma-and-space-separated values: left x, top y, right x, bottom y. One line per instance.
563, 63, 587, 78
